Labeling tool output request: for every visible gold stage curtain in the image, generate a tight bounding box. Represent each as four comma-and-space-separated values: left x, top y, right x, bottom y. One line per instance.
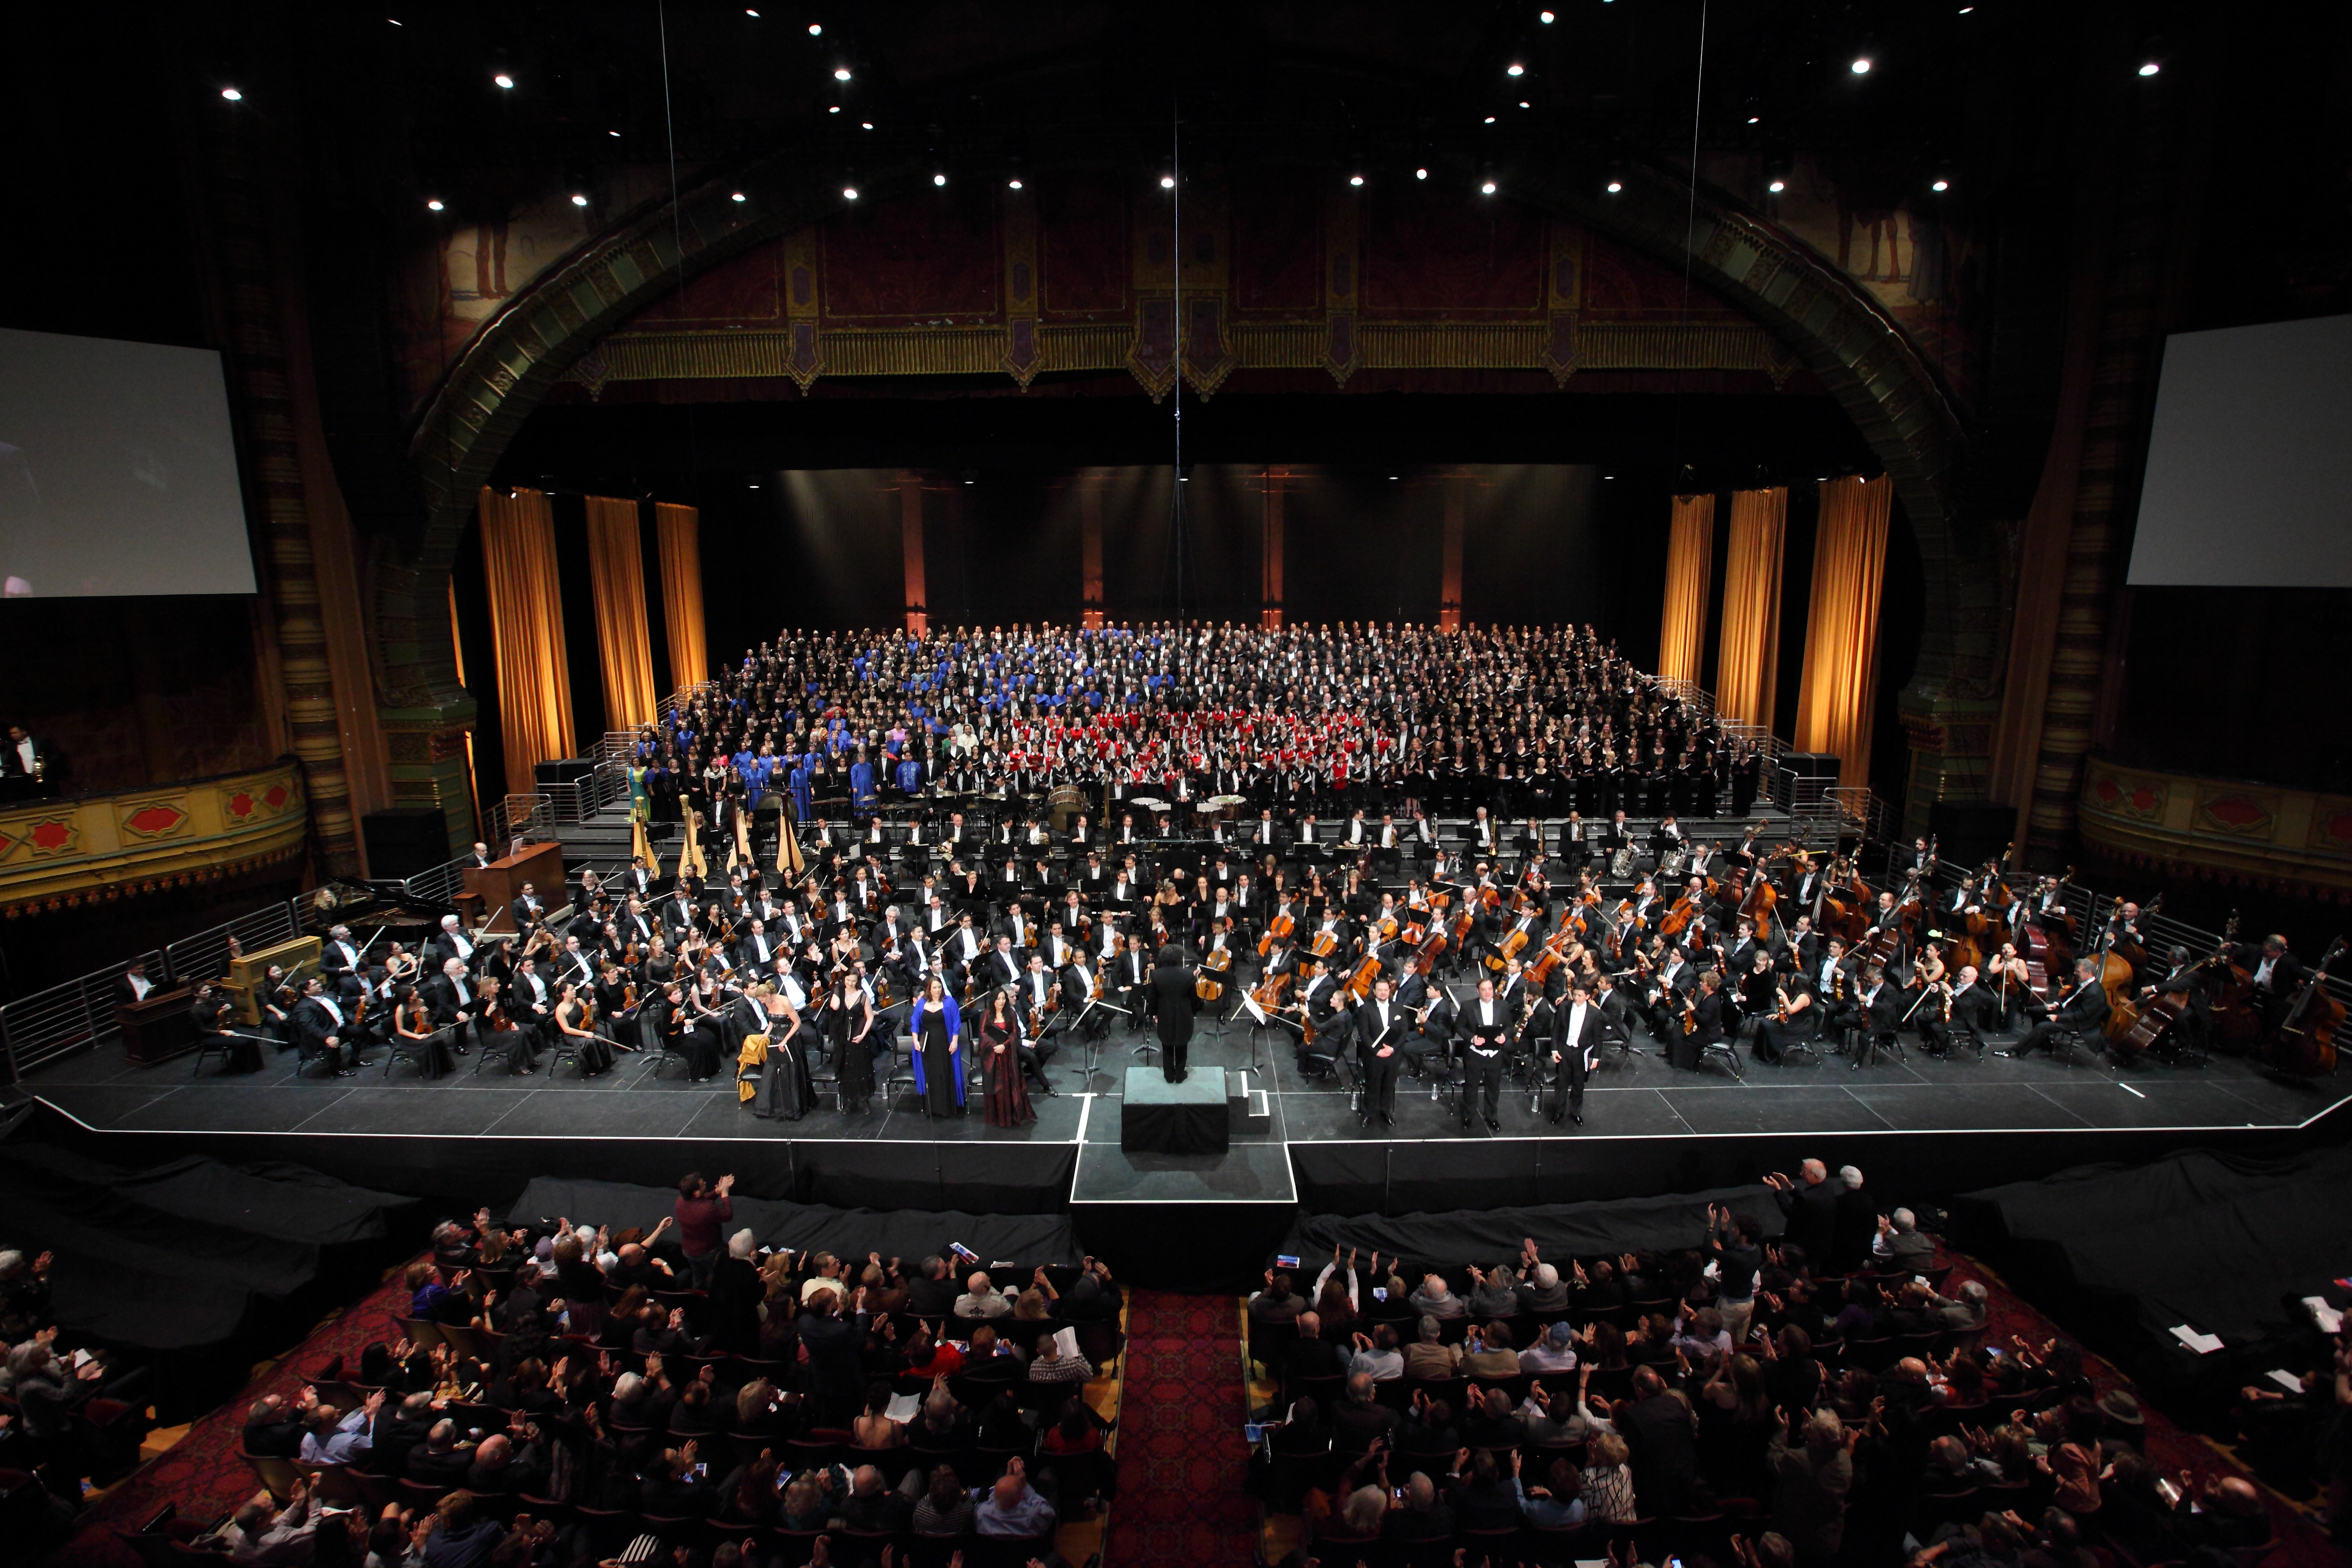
655, 502, 708, 691
584, 496, 660, 731
1794, 475, 1893, 785
1713, 487, 1787, 729
477, 486, 575, 797
1657, 493, 1715, 685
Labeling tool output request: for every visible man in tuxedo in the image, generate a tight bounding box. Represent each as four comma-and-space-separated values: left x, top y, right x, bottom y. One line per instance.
321, 924, 364, 980
1149, 944, 1197, 1082
1353, 977, 1405, 1126
469, 841, 495, 869
423, 957, 478, 1054
2229, 933, 2306, 1035
735, 919, 781, 982
1547, 979, 1604, 1125
1848, 965, 1905, 1068
509, 882, 547, 933
1459, 975, 1511, 1131
113, 959, 157, 1008
293, 976, 361, 1075
2007, 957, 2110, 1058
1918, 963, 1994, 1059
3, 725, 45, 779
1111, 933, 1152, 1031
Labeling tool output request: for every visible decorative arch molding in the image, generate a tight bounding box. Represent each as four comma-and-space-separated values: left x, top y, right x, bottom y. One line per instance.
399, 145, 1983, 815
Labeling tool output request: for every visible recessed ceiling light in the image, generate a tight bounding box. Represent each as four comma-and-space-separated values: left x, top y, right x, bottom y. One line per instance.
842, 186, 859, 200
1606, 180, 1623, 193
2138, 61, 2160, 76
1507, 63, 1525, 77
494, 72, 515, 89
828, 105, 840, 113
1540, 9, 1555, 21
731, 191, 747, 202
745, 7, 758, 14
1850, 57, 1872, 74
1349, 173, 1364, 187
933, 173, 947, 186
220, 86, 243, 101
1481, 180, 1498, 194
388, 16, 402, 24
426, 198, 444, 211
860, 121, 872, 129
570, 193, 588, 206
1007, 178, 1023, 190
833, 67, 851, 80
1767, 179, 1786, 193
1931, 178, 1950, 192
1160, 175, 1175, 189
808, 22, 821, 34
1415, 167, 1428, 181
1484, 115, 1497, 124
608, 130, 621, 137
1747, 115, 1760, 124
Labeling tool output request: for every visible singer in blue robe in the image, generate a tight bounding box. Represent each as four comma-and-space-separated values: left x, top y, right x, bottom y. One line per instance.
908, 980, 965, 1116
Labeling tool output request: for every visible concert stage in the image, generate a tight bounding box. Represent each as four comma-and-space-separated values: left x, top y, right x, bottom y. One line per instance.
19, 1011, 2347, 1287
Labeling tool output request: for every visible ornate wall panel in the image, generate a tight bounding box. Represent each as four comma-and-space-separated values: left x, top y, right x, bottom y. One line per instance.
2078, 754, 2352, 903
0, 760, 309, 918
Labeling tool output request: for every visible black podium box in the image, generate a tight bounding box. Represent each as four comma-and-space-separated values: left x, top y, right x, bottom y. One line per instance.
1120, 1065, 1230, 1155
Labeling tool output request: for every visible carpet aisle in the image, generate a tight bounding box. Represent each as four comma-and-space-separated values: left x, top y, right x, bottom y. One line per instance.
1101, 1289, 1256, 1568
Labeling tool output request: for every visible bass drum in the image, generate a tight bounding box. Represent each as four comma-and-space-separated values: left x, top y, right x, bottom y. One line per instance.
1047, 783, 1088, 833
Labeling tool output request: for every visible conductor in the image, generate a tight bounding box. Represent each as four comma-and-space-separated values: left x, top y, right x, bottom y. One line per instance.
1150, 944, 1199, 1083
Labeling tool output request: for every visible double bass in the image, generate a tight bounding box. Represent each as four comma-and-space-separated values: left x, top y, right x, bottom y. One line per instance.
2264, 936, 2344, 1079
2097, 893, 2160, 1045
2117, 914, 2236, 1063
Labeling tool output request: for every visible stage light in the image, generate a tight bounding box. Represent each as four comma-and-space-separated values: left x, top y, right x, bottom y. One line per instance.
732, 191, 747, 202
1747, 115, 1760, 124
1481, 179, 1498, 195
1767, 179, 1786, 193
861, 121, 872, 129
609, 130, 621, 137
388, 16, 401, 23
1349, 173, 1364, 187
842, 185, 859, 200
571, 193, 589, 206
1483, 115, 1497, 124
1540, 9, 1555, 21
1008, 178, 1023, 190
1931, 178, 1950, 192
2139, 61, 2160, 76
494, 72, 515, 89
1507, 63, 1524, 77
1519, 101, 1530, 108
220, 86, 243, 101
933, 173, 947, 186
1606, 180, 1622, 193
426, 198, 444, 211
1160, 175, 1176, 189
828, 106, 840, 113
1850, 57, 1871, 75
833, 67, 851, 80
808, 22, 821, 34
1415, 168, 1428, 181
746, 7, 758, 13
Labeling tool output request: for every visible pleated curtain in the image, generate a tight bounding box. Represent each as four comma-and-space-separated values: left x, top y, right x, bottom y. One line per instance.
477, 486, 575, 797
1713, 487, 1787, 729
584, 496, 660, 730
1656, 493, 1715, 685
655, 502, 708, 691
1793, 475, 1893, 784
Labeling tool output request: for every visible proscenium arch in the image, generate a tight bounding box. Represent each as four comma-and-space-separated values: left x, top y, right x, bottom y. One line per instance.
401, 143, 1970, 727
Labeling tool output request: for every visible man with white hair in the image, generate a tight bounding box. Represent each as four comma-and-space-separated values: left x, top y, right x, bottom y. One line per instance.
1933, 1279, 1989, 1333
433, 911, 475, 969
1873, 1207, 1937, 1267
1831, 1164, 1875, 1273
1763, 1159, 1839, 1269
421, 954, 477, 1055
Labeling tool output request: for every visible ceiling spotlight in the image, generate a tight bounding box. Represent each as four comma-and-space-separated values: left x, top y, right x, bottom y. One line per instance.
828, 105, 841, 113
1767, 179, 1786, 193
426, 198, 444, 211
608, 129, 621, 137
1850, 57, 1871, 75
2138, 61, 2160, 76
731, 191, 747, 202
220, 86, 243, 101
833, 67, 851, 80
570, 193, 588, 207
494, 72, 515, 89
1349, 173, 1364, 187
1747, 115, 1760, 124
1540, 9, 1555, 20
1931, 178, 1950, 192
1483, 115, 1497, 124
388, 17, 402, 24
807, 21, 821, 34
1606, 180, 1623, 193
1519, 101, 1531, 108
1160, 175, 1175, 189
842, 185, 859, 200
1007, 177, 1023, 190
1958, 5, 1973, 11
1507, 62, 1525, 77
1480, 179, 1498, 195
1415, 167, 1428, 181
860, 121, 872, 129
933, 172, 947, 186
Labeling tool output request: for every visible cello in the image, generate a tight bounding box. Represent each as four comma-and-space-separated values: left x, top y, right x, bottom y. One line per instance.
2264, 935, 2344, 1079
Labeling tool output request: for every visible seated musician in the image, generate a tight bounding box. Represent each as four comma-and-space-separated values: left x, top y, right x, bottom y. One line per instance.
1918, 963, 1994, 1060
1751, 967, 1818, 1066
2006, 956, 2110, 1058
192, 981, 261, 1075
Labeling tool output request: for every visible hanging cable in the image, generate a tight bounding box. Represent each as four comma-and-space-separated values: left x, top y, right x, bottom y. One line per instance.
1169, 106, 1186, 632
1668, 0, 1711, 494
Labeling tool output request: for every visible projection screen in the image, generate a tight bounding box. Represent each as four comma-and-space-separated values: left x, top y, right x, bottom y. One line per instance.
2125, 313, 2352, 588
0, 327, 258, 597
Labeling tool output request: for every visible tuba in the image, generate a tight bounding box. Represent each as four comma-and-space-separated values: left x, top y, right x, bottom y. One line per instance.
1659, 846, 1689, 881
1609, 843, 1636, 879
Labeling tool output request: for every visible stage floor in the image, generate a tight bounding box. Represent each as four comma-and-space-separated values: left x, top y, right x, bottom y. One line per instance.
25, 1007, 2344, 1195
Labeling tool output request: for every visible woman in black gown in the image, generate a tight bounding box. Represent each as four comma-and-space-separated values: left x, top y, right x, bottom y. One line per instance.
825, 970, 877, 1112
681, 967, 727, 1081
753, 982, 813, 1121
391, 987, 455, 1079
553, 982, 614, 1077
977, 990, 1033, 1127
907, 975, 965, 1118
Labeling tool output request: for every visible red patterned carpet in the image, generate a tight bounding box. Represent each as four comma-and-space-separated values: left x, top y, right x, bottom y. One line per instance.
1101, 1289, 1256, 1568
58, 1259, 418, 1568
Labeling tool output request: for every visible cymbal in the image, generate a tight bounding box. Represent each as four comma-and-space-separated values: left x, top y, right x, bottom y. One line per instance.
1203, 794, 1247, 807
1129, 797, 1169, 811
